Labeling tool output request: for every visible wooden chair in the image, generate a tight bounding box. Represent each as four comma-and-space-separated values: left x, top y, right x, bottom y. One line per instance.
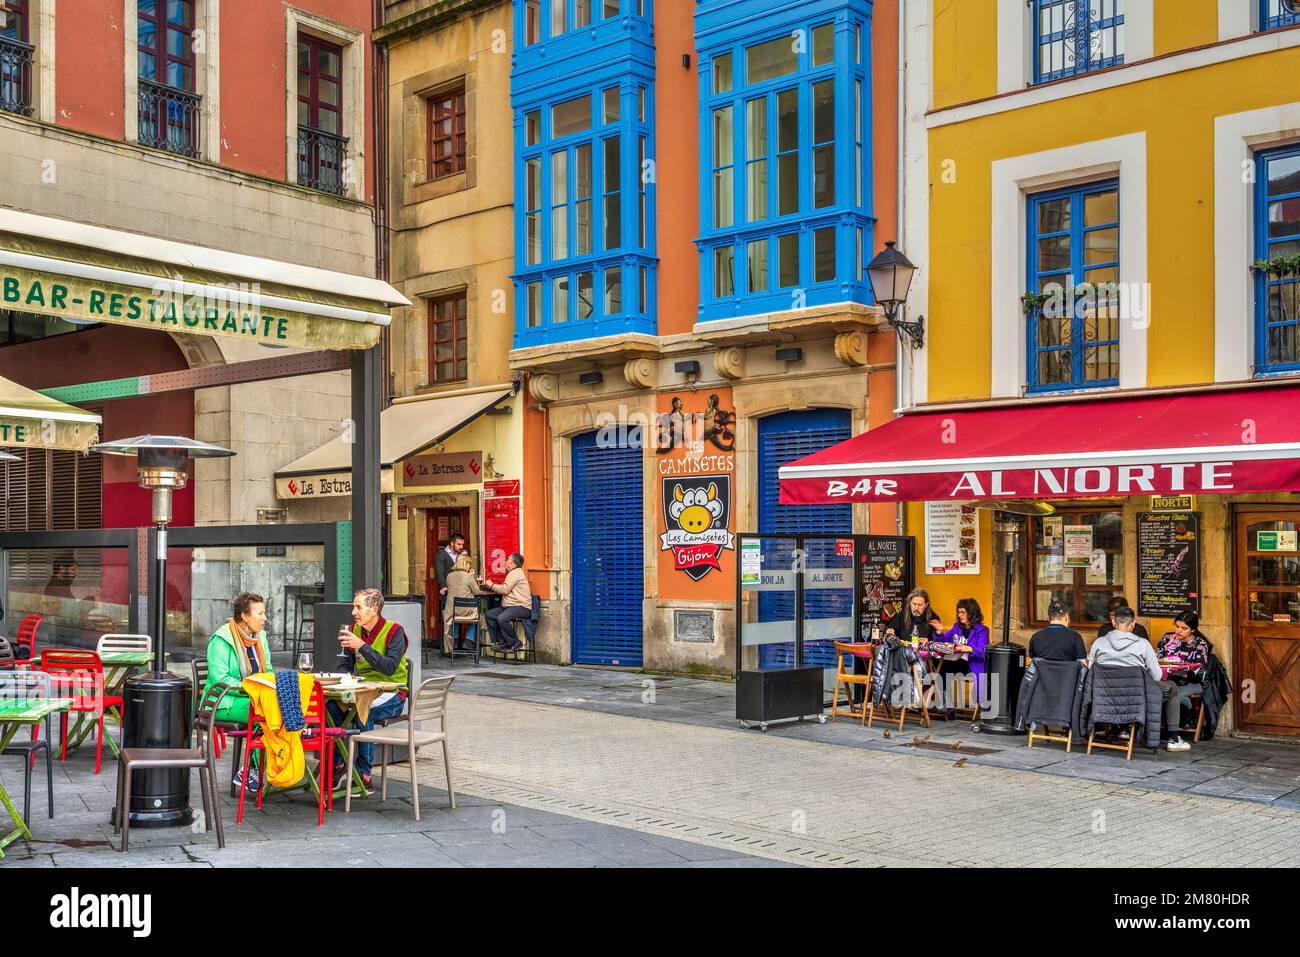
345, 675, 456, 821
830, 642, 874, 725
1087, 722, 1137, 760
1185, 693, 1207, 742
1028, 722, 1073, 752
95, 633, 151, 656
949, 671, 982, 722
115, 682, 230, 852
872, 661, 931, 731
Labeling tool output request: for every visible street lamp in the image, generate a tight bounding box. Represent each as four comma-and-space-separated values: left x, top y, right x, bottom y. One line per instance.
92, 434, 233, 828
866, 241, 924, 348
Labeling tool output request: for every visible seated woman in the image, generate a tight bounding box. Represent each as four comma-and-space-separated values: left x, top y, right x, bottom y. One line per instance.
203, 591, 272, 792
443, 552, 481, 653
936, 598, 990, 682
1155, 610, 1212, 728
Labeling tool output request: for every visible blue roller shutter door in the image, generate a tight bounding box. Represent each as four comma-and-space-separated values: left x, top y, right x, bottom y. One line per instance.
571, 432, 644, 665
757, 410, 853, 669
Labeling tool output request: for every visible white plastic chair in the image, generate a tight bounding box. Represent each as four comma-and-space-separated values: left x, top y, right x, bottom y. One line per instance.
96, 634, 151, 655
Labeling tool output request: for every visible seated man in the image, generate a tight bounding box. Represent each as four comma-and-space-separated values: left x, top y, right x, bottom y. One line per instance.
485, 553, 532, 654
1089, 606, 1189, 752
330, 588, 409, 788
1027, 599, 1087, 661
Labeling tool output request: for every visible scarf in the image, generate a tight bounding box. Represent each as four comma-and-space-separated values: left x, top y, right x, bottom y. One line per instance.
229, 618, 263, 674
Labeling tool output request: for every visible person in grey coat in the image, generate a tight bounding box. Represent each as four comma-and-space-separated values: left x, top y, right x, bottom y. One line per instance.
1089, 606, 1189, 751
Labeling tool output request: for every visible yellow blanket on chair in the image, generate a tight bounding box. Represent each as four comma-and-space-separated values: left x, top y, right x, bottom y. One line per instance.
241, 672, 316, 789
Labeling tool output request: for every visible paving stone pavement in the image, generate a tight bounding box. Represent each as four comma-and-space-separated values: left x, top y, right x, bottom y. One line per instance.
428, 689, 1300, 868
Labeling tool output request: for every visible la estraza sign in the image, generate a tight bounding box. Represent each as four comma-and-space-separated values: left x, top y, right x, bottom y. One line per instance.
780, 460, 1300, 505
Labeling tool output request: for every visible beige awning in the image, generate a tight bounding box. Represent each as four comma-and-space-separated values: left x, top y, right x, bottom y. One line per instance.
0, 207, 410, 351
274, 386, 513, 500
0, 375, 100, 451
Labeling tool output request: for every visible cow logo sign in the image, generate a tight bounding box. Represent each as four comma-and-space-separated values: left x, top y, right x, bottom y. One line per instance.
661, 476, 735, 580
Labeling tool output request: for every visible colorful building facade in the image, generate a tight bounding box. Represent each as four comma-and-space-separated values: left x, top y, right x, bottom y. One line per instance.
900, 1, 1300, 733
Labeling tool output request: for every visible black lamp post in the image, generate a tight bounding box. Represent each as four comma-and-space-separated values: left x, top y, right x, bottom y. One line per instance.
92, 434, 234, 828
866, 241, 925, 348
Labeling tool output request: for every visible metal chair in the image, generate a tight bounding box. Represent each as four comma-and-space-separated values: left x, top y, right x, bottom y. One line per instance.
447, 597, 481, 665
114, 682, 231, 852
13, 614, 41, 661
345, 675, 456, 821
0, 670, 55, 825
0, 635, 16, 670
190, 659, 244, 769
96, 633, 151, 656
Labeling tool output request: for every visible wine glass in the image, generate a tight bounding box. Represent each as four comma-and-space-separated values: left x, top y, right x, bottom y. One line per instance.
337, 624, 353, 669
297, 651, 314, 673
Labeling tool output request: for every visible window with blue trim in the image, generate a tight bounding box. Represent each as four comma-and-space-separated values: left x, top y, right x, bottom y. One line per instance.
1026, 180, 1120, 392
1033, 0, 1124, 83
515, 81, 655, 344
698, 11, 872, 322
1261, 0, 1300, 31
1255, 144, 1300, 374
524, 0, 650, 44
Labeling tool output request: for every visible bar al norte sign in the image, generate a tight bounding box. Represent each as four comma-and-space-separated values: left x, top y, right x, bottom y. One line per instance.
1, 264, 383, 352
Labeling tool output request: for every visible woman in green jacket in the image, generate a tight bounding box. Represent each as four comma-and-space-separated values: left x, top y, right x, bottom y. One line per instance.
203, 591, 273, 791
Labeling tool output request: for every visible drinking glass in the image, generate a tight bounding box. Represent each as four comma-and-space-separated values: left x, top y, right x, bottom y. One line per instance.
298, 652, 314, 673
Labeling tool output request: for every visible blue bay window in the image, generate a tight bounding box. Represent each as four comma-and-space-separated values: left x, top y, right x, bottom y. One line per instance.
513, 0, 656, 347
1026, 180, 1120, 392
696, 1, 873, 322
1262, 0, 1300, 31
1033, 0, 1124, 84
1255, 144, 1300, 375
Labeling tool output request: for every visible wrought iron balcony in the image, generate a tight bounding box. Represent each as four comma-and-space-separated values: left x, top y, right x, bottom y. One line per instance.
0, 35, 34, 117
137, 78, 201, 158
297, 125, 349, 196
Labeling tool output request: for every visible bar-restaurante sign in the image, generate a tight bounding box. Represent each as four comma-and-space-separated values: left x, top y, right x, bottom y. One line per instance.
788, 460, 1300, 504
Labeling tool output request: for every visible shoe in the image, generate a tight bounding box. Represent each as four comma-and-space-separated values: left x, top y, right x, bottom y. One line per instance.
359, 773, 373, 790
1118, 729, 1130, 740
232, 767, 260, 792
1166, 737, 1191, 752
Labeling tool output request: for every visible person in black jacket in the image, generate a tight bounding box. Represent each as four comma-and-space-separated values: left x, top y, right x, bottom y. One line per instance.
884, 589, 943, 643
1096, 595, 1149, 643
1028, 599, 1087, 661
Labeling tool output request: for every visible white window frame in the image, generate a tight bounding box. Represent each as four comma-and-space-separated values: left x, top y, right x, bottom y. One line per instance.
122, 0, 221, 163
1213, 101, 1300, 382
989, 133, 1149, 397
996, 0, 1154, 94
285, 7, 366, 200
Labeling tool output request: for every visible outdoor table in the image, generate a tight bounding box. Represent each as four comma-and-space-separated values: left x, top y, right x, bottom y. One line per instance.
0, 697, 72, 860
1160, 661, 1204, 681
46, 650, 154, 758
320, 678, 403, 798
474, 589, 504, 655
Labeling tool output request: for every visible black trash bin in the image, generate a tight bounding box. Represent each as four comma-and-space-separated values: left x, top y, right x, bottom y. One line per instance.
115, 672, 194, 828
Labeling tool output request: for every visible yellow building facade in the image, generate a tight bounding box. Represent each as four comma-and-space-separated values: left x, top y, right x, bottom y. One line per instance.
898, 2, 1300, 734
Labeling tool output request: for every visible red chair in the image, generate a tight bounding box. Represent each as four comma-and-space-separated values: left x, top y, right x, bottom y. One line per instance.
236, 679, 332, 826
39, 649, 123, 775
14, 614, 42, 661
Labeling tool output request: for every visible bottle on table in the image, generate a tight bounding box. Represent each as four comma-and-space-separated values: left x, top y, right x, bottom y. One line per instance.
910, 625, 920, 650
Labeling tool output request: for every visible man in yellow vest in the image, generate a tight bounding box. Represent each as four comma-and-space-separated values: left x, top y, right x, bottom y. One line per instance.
330, 587, 410, 788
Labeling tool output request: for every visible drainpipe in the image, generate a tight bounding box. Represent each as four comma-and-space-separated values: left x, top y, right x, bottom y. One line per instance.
894, 0, 906, 538
372, 0, 391, 589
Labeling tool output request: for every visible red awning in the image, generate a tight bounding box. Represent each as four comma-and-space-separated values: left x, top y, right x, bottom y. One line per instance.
779, 384, 1300, 505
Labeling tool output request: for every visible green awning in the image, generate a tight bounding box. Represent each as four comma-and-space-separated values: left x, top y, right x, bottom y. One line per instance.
0, 208, 409, 351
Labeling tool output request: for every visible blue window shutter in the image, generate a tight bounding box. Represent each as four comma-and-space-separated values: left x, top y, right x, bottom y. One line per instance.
571, 432, 644, 665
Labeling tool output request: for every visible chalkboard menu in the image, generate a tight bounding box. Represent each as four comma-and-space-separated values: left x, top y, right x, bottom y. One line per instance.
1137, 512, 1201, 617
857, 536, 914, 641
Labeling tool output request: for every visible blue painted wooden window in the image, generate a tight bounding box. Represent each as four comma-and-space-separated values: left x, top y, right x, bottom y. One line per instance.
1262, 0, 1300, 31
757, 410, 853, 672
1033, 0, 1124, 84
1255, 144, 1300, 374
1026, 180, 1120, 392
532, 0, 648, 43
697, 10, 873, 322
514, 81, 655, 346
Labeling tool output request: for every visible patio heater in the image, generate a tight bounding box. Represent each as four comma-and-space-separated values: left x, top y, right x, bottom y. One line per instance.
92, 435, 234, 828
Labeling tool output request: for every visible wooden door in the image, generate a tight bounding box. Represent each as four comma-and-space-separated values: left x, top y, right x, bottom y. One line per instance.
1235, 509, 1300, 733
426, 508, 471, 641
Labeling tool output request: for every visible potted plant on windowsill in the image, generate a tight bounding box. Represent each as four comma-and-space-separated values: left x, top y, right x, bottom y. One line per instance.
1021, 291, 1051, 320
1254, 255, 1300, 327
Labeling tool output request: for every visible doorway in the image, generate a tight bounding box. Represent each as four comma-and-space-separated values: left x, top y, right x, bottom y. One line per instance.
427, 508, 472, 645
1235, 508, 1300, 733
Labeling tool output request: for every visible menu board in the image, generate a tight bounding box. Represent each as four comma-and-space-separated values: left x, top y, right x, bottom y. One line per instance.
857, 536, 914, 641
1137, 512, 1200, 617
925, 501, 980, 574
483, 490, 521, 585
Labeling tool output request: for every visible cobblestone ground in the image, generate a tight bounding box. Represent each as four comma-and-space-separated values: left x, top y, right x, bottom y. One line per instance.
429, 690, 1300, 868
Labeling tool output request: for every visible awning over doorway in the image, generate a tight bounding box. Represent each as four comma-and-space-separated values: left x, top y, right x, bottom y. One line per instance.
274, 386, 513, 500
779, 383, 1300, 505
0, 375, 100, 452
0, 208, 409, 351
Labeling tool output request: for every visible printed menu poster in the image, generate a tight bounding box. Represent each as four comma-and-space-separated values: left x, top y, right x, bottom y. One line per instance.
1064, 525, 1094, 568
1137, 512, 1201, 617
482, 480, 521, 584
925, 501, 980, 575
858, 536, 914, 641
